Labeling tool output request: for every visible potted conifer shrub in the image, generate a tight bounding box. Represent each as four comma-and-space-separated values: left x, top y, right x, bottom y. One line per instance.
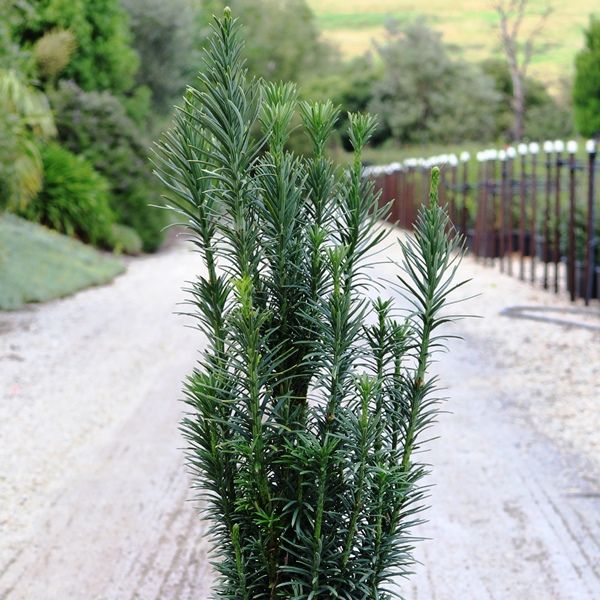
154, 9, 466, 598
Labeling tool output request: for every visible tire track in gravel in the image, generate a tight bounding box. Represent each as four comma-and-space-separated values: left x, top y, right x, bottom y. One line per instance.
407, 334, 600, 599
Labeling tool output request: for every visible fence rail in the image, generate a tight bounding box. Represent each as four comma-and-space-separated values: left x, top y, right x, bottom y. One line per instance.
368, 140, 600, 305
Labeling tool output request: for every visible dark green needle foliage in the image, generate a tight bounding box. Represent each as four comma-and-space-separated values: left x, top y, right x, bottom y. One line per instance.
154, 9, 466, 599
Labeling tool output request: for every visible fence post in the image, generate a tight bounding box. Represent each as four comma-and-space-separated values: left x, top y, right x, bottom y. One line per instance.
499, 150, 507, 273
518, 143, 528, 280
567, 141, 578, 302
460, 151, 470, 237
529, 142, 540, 284
382, 170, 389, 211
506, 146, 516, 276
386, 167, 395, 223
554, 140, 564, 294
488, 150, 499, 266
396, 164, 403, 226
438, 160, 447, 211
408, 164, 416, 228
585, 140, 597, 305
543, 141, 554, 289
449, 154, 458, 227
415, 161, 422, 207
480, 153, 490, 262
396, 165, 405, 228
379, 173, 386, 210
474, 154, 483, 259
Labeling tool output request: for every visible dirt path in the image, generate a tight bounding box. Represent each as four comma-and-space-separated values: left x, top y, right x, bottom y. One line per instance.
1, 236, 599, 599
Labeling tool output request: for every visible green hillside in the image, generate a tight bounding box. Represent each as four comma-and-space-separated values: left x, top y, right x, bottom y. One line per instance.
0, 214, 124, 310
308, 0, 596, 88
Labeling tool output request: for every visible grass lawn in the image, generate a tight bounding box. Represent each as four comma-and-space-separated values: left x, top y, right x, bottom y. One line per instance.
308, 0, 596, 89
0, 214, 125, 310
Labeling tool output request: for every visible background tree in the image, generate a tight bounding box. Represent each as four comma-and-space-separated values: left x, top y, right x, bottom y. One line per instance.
122, 0, 201, 114
301, 55, 387, 150
573, 15, 600, 137
369, 20, 499, 144
204, 0, 339, 83
481, 58, 573, 139
493, 0, 552, 141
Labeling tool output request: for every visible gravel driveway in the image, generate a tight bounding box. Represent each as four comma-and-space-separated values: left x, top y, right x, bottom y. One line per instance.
1, 233, 599, 599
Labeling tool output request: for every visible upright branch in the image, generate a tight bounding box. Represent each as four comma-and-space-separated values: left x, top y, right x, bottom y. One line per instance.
493, 0, 553, 140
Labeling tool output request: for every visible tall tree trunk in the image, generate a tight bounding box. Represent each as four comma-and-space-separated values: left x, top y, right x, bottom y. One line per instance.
511, 71, 525, 141
494, 0, 552, 141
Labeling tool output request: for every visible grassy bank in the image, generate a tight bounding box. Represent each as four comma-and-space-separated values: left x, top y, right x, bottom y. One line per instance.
0, 214, 124, 310
309, 0, 596, 88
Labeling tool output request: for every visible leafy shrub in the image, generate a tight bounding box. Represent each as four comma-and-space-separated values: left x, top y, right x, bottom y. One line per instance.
0, 68, 56, 211
110, 183, 166, 253
155, 11, 465, 598
33, 28, 77, 82
51, 81, 166, 251
369, 19, 499, 144
524, 101, 573, 140
14, 0, 139, 95
0, 1, 33, 72
20, 142, 115, 247
110, 223, 142, 255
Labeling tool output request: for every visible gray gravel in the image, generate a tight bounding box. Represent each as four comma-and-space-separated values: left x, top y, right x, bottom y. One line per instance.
1, 235, 599, 599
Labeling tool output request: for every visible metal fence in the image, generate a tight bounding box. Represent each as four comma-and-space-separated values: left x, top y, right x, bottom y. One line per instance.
368, 140, 599, 305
